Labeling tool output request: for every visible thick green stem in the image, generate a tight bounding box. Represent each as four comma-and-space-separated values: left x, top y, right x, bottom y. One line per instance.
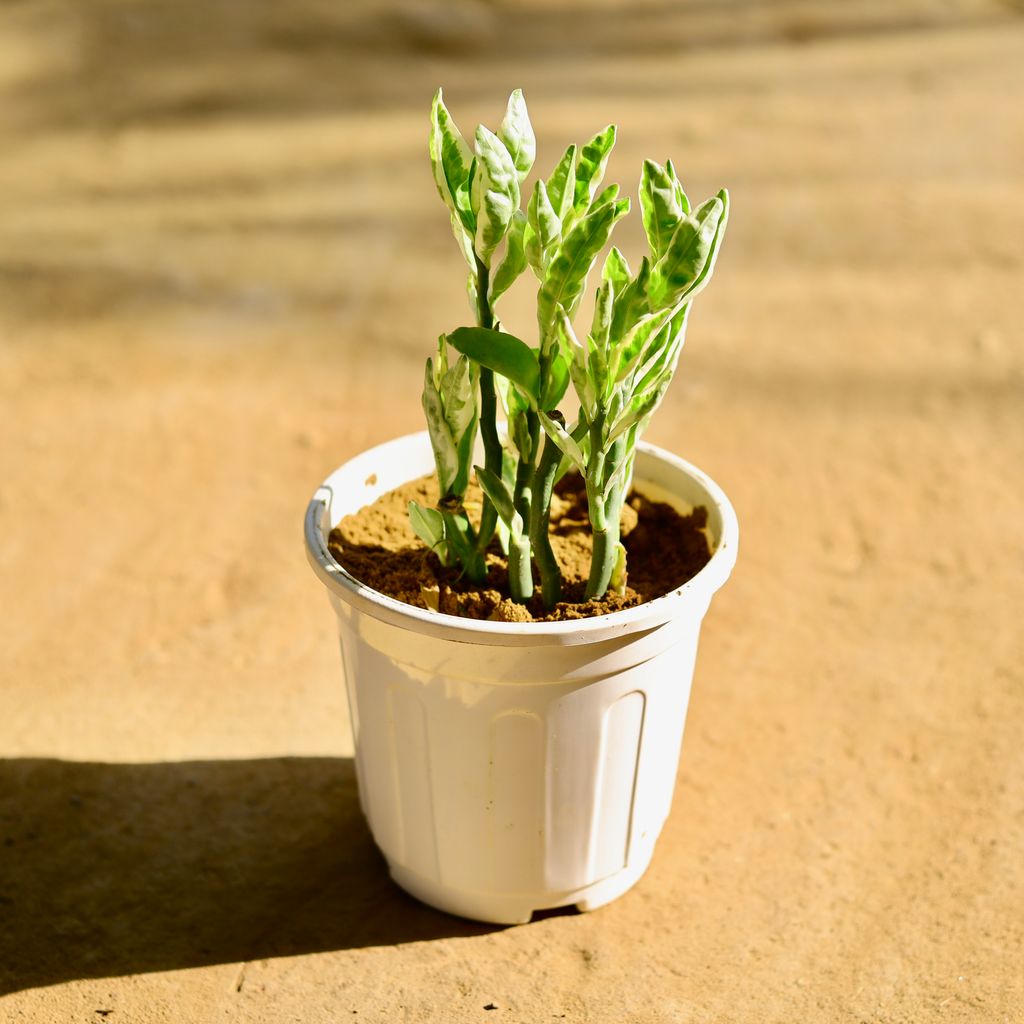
513, 411, 540, 516
529, 419, 566, 609
586, 518, 621, 599
474, 256, 502, 555
507, 536, 534, 603
584, 416, 628, 599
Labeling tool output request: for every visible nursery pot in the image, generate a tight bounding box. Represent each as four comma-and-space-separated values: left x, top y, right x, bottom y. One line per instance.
305, 430, 738, 925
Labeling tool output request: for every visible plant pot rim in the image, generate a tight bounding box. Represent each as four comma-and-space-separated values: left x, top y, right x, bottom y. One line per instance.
305, 430, 738, 647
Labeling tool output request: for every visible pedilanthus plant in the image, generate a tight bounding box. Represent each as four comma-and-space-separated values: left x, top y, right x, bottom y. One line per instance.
409, 88, 535, 580
542, 160, 729, 597
413, 89, 729, 611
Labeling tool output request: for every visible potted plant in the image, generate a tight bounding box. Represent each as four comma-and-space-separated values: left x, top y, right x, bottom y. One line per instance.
305, 89, 738, 925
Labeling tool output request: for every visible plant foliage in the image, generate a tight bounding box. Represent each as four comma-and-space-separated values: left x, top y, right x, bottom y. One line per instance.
415, 89, 729, 608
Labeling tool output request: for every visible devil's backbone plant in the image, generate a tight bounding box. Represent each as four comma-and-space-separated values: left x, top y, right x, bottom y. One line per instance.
410, 88, 728, 610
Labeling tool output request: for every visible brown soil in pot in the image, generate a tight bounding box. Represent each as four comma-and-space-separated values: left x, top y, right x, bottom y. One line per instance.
327, 472, 711, 622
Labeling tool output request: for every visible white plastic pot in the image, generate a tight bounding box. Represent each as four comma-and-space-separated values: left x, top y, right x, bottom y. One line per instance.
305, 430, 738, 924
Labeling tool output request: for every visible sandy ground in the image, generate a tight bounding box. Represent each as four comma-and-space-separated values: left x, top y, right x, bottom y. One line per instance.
1, 1, 1022, 1020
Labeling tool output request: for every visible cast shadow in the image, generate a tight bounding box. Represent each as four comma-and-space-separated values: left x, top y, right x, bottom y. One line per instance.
0, 756, 496, 995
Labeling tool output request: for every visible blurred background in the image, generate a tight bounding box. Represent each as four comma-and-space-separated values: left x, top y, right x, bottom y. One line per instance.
1, 0, 1022, 1018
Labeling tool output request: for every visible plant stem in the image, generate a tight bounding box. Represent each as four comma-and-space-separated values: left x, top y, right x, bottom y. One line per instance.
507, 535, 534, 603
586, 518, 620, 599
584, 413, 627, 599
529, 418, 566, 609
474, 256, 502, 555
513, 412, 541, 509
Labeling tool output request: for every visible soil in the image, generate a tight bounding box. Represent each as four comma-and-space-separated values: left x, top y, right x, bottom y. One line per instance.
328, 473, 711, 622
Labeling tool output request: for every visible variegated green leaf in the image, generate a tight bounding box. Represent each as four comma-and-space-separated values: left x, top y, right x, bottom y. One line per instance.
640, 158, 684, 261
609, 256, 650, 343
602, 246, 631, 294
612, 306, 675, 384
539, 410, 586, 470
631, 306, 689, 398
498, 88, 535, 183
589, 278, 614, 352
555, 308, 596, 413
429, 89, 475, 233
540, 351, 571, 411
450, 212, 476, 272
537, 197, 630, 336
472, 125, 520, 264
602, 440, 637, 503
572, 124, 616, 214
647, 189, 729, 310
422, 356, 459, 496
546, 144, 577, 221
590, 182, 620, 211
490, 209, 528, 303
474, 464, 522, 537
665, 159, 691, 214
606, 385, 625, 432
408, 500, 449, 564
440, 353, 477, 441
609, 376, 670, 444
526, 179, 561, 274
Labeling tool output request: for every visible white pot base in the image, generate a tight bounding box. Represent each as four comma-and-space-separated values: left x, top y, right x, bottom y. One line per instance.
388, 842, 657, 925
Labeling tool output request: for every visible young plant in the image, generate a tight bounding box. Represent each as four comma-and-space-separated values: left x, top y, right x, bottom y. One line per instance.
445, 119, 629, 606
411, 89, 535, 582
414, 89, 729, 610
544, 162, 729, 597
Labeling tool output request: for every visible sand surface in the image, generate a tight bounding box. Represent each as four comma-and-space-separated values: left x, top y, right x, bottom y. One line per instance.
1, 1, 1022, 1020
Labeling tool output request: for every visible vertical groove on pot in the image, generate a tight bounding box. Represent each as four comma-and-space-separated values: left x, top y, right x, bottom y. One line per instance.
487, 710, 545, 891
387, 685, 439, 881
588, 690, 647, 882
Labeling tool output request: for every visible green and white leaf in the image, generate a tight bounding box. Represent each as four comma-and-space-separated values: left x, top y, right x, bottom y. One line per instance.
665, 159, 690, 214
537, 197, 630, 337
408, 500, 450, 565
554, 308, 595, 413
589, 278, 614, 353
602, 246, 631, 294
609, 255, 651, 343
545, 144, 577, 222
475, 464, 525, 540
429, 89, 475, 233
422, 356, 458, 495
589, 182, 620, 212
450, 212, 476, 272
612, 306, 675, 385
526, 179, 561, 275
640, 158, 685, 262
539, 350, 571, 411
472, 125, 521, 264
490, 209, 528, 303
538, 410, 586, 470
609, 376, 670, 444
498, 88, 535, 183
647, 189, 729, 310
440, 353, 476, 437
572, 124, 616, 215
